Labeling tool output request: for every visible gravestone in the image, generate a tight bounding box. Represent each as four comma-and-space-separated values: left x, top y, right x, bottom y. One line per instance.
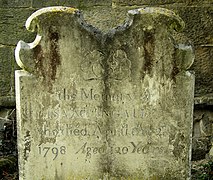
15, 6, 195, 179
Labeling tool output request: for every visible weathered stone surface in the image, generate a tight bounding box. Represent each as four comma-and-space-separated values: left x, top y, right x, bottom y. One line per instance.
112, 0, 212, 6
15, 6, 194, 179
173, 6, 213, 46
191, 47, 213, 97
0, 2, 211, 105
83, 6, 213, 98
113, 0, 182, 6
195, 94, 213, 105
0, 97, 16, 107
0, 0, 31, 8
32, 0, 69, 8
192, 107, 213, 161
0, 46, 13, 96
0, 8, 36, 45
83, 7, 127, 33
0, 46, 16, 107
77, 0, 111, 6
32, 0, 111, 8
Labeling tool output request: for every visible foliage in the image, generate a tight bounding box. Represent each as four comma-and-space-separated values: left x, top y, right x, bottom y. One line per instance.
192, 160, 213, 180
0, 156, 18, 180
1, 171, 18, 180
0, 109, 17, 156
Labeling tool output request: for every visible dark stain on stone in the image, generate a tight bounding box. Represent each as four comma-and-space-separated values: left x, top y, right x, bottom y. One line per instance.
143, 31, 155, 76
48, 27, 61, 82
33, 44, 45, 78
33, 27, 61, 90
172, 66, 179, 82
171, 47, 180, 82
99, 48, 113, 175
55, 169, 61, 180
172, 133, 185, 158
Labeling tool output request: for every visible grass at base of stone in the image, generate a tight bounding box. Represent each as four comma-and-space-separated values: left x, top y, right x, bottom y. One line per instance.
191, 159, 213, 180
0, 156, 18, 180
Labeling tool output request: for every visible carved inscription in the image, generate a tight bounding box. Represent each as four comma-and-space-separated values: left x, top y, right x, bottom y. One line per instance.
34, 85, 167, 158
75, 141, 170, 159
36, 106, 144, 120
38, 122, 168, 139
33, 87, 149, 121
57, 88, 150, 103
38, 145, 66, 160
80, 50, 131, 80
80, 50, 104, 80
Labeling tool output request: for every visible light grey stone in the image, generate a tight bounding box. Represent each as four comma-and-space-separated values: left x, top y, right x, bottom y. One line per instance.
15, 6, 194, 179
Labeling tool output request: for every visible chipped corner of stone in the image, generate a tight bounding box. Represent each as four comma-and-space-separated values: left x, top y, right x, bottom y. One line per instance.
15, 35, 42, 74
175, 44, 195, 72
15, 6, 80, 75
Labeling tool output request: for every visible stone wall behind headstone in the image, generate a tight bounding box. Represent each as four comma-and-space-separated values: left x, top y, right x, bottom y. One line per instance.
0, 0, 212, 160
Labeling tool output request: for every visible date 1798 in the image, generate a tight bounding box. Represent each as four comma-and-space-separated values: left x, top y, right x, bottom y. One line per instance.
38, 146, 66, 160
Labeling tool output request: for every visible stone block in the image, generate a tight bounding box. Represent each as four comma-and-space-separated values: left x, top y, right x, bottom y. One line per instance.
0, 46, 13, 97
173, 6, 213, 46
113, 0, 184, 6
0, 46, 17, 107
32, 0, 111, 8
191, 47, 213, 97
78, 0, 112, 6
112, 0, 212, 6
0, 46, 17, 106
192, 108, 213, 160
0, 8, 36, 45
0, 0, 31, 8
15, 7, 194, 179
32, 0, 69, 8
83, 7, 127, 33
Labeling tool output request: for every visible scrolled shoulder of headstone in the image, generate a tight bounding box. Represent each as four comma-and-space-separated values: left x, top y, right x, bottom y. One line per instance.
15, 6, 79, 73
175, 44, 195, 71
25, 6, 78, 32
128, 7, 185, 32
15, 35, 42, 72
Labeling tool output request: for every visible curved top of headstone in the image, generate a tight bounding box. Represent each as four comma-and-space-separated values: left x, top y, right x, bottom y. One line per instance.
26, 6, 78, 32
15, 7, 81, 72
128, 7, 185, 31
15, 6, 193, 81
